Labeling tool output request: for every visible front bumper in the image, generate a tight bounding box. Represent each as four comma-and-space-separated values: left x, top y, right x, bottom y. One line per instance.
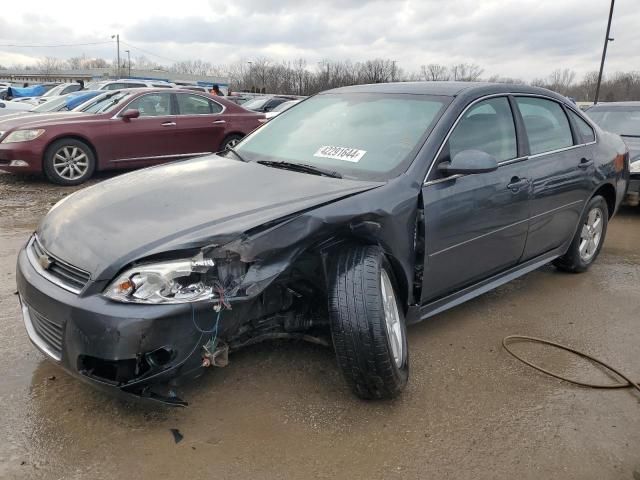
0, 140, 45, 173
625, 174, 640, 206
16, 246, 215, 405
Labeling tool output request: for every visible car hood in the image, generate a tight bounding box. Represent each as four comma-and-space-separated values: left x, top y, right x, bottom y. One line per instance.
0, 111, 92, 130
38, 155, 382, 280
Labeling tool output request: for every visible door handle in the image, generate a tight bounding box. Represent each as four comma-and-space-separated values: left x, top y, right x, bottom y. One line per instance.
577, 158, 593, 169
161, 121, 176, 126
212, 120, 226, 124
507, 177, 529, 192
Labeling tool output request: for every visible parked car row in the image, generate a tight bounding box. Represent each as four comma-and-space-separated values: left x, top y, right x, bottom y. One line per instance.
14, 81, 630, 405
586, 101, 640, 206
0, 88, 264, 184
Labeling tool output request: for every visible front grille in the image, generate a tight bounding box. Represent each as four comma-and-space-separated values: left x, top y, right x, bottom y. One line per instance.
28, 306, 65, 358
28, 236, 91, 294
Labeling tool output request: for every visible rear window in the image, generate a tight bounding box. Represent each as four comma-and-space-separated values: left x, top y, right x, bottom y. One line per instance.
235, 93, 450, 181
516, 97, 573, 155
567, 109, 596, 143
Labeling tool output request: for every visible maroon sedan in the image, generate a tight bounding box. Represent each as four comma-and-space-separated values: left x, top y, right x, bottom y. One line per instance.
0, 88, 264, 185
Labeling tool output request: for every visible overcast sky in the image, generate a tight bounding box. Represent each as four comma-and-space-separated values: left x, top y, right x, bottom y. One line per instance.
0, 0, 638, 81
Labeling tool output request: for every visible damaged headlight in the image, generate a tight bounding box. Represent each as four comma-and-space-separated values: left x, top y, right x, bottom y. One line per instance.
104, 255, 217, 304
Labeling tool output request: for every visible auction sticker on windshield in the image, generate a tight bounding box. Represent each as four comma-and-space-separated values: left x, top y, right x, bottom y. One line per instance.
314, 146, 366, 163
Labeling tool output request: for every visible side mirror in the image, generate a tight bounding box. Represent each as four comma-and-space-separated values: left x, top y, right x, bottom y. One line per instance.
121, 109, 140, 120
438, 149, 499, 175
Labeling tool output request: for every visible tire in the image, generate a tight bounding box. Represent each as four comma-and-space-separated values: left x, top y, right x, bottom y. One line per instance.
219, 134, 243, 151
44, 138, 95, 186
328, 245, 409, 399
553, 195, 609, 273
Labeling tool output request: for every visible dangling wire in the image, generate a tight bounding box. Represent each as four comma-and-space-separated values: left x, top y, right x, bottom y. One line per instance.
191, 303, 221, 337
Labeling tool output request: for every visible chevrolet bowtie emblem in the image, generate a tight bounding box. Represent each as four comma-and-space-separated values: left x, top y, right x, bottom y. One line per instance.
38, 254, 53, 270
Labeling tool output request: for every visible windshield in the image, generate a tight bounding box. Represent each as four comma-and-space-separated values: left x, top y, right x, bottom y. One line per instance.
31, 96, 69, 112
272, 100, 299, 113
235, 93, 450, 181
587, 106, 640, 137
84, 81, 104, 90
242, 97, 271, 111
42, 85, 66, 97
79, 91, 135, 114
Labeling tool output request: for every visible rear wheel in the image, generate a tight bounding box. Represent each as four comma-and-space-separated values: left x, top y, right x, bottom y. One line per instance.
328, 245, 409, 399
220, 134, 243, 151
554, 195, 608, 272
44, 138, 95, 185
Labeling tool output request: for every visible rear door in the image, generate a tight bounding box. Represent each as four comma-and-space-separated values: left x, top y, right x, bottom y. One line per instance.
171, 92, 227, 154
421, 96, 530, 302
514, 96, 594, 260
106, 92, 173, 163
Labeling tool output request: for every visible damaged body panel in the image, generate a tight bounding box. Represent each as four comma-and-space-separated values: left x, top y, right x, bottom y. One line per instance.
16, 82, 628, 403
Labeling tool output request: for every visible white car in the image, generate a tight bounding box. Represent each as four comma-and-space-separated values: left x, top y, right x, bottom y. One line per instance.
264, 99, 302, 119
85, 79, 177, 91
0, 99, 34, 115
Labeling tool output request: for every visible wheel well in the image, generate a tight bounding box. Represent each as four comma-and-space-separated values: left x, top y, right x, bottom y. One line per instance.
322, 240, 411, 314
44, 135, 98, 168
592, 183, 616, 217
222, 132, 244, 141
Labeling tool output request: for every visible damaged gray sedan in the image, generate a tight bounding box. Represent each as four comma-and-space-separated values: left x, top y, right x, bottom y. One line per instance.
16, 82, 628, 404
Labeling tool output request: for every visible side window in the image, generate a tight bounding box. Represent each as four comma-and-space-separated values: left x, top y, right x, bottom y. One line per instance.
567, 109, 596, 143
516, 97, 573, 155
447, 97, 517, 162
104, 83, 124, 90
125, 93, 172, 117
62, 85, 81, 95
176, 94, 222, 115
124, 83, 144, 89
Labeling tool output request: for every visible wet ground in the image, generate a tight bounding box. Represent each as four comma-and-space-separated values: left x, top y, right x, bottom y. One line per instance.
1, 171, 639, 480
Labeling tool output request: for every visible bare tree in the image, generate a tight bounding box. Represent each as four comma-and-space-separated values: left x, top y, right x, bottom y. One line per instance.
421, 64, 449, 81
450, 63, 483, 81
37, 56, 67, 74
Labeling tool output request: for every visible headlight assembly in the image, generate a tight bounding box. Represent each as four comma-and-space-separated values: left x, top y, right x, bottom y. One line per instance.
630, 160, 640, 174
1, 129, 45, 143
104, 257, 216, 304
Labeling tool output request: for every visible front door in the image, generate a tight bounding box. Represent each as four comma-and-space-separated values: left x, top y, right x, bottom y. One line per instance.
421, 96, 530, 303
106, 92, 173, 164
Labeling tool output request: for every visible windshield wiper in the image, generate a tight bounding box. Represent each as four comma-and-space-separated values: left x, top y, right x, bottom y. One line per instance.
225, 146, 248, 162
256, 160, 342, 178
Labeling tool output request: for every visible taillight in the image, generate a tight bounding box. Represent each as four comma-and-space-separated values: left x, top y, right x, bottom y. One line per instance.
614, 151, 628, 172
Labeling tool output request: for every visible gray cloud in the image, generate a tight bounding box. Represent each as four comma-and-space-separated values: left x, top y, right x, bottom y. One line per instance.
1, 0, 639, 81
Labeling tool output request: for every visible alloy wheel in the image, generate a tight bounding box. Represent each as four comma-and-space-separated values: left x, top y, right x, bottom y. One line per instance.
53, 146, 89, 180
380, 269, 404, 368
579, 207, 604, 262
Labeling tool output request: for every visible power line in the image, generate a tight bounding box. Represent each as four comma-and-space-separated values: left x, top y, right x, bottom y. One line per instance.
0, 41, 113, 48
120, 41, 179, 64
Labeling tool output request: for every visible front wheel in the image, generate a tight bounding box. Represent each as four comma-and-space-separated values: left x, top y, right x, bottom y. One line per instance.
44, 138, 95, 185
328, 245, 409, 399
219, 134, 243, 152
554, 195, 609, 273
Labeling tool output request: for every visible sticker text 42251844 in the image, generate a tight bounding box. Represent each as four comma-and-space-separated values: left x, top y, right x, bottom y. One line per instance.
313, 146, 366, 163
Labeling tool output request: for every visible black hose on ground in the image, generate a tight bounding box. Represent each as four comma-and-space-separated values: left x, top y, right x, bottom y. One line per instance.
502, 335, 640, 394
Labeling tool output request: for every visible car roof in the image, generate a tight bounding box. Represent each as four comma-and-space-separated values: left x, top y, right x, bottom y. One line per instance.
324, 81, 562, 99
588, 101, 640, 108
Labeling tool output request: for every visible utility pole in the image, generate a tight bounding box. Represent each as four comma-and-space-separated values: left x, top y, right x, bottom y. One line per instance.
594, 0, 615, 104
125, 50, 131, 77
111, 34, 120, 78
247, 61, 252, 92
